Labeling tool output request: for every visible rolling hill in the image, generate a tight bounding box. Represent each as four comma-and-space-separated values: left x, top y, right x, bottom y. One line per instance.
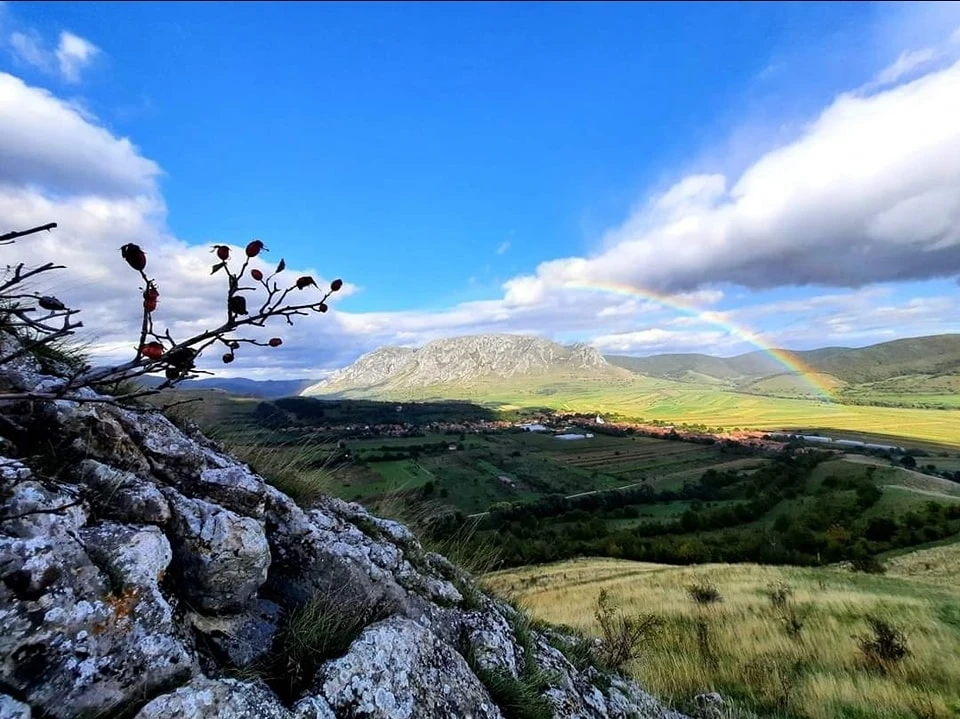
606, 334, 960, 393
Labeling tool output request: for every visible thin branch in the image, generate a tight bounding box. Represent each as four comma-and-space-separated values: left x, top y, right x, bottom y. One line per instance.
0, 498, 83, 522
0, 222, 58, 245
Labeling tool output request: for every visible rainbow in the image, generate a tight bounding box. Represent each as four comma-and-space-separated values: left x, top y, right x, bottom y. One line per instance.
565, 280, 838, 402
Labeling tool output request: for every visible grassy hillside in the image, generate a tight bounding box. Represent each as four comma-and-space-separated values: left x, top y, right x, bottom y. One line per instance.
607, 334, 960, 408
486, 554, 960, 719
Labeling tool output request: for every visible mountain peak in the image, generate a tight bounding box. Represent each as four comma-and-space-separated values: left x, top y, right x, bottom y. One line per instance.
302, 333, 616, 396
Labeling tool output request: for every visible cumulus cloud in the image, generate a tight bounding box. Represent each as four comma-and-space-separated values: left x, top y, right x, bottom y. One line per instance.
0, 74, 159, 195
502, 59, 960, 299
0, 73, 350, 379
6, 27, 100, 83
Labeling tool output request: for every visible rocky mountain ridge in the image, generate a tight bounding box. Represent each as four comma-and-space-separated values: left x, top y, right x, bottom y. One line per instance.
0, 333, 684, 719
303, 334, 618, 397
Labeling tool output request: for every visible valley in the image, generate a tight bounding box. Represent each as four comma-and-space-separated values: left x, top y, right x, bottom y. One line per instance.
160, 331, 960, 718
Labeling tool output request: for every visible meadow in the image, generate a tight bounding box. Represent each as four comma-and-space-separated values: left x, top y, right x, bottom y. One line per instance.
486, 551, 960, 719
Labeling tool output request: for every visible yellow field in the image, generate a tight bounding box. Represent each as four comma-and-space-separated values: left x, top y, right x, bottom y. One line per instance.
486, 556, 960, 718
378, 375, 960, 448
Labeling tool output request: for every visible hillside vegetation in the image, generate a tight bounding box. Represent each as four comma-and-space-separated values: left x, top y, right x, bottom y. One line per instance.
486, 551, 960, 719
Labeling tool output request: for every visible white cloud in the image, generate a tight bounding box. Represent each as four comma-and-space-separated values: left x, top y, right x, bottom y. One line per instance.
590, 329, 735, 355
5, 27, 100, 83
9, 31, 50, 71
496, 241, 510, 255
0, 73, 159, 195
502, 58, 960, 299
866, 47, 937, 89
56, 31, 100, 83
0, 73, 351, 379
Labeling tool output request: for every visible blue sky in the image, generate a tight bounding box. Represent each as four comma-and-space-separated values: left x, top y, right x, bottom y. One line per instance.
1, 1, 959, 378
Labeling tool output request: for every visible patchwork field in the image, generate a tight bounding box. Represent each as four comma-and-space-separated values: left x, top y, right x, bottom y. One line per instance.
375, 375, 960, 448
335, 431, 749, 515
486, 552, 960, 719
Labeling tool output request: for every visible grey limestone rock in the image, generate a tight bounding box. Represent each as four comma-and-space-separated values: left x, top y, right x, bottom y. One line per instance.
316, 615, 504, 719
135, 676, 291, 719
165, 491, 270, 613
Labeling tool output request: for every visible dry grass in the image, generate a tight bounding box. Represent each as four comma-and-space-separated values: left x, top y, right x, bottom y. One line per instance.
219, 433, 338, 506
886, 542, 960, 587
486, 557, 960, 718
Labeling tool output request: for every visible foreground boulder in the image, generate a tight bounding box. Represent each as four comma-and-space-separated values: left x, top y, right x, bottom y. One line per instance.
0, 340, 685, 718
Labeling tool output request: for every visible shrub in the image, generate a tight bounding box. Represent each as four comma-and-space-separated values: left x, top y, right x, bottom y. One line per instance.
763, 582, 805, 640
687, 581, 723, 606
593, 588, 663, 672
0, 222, 343, 407
743, 651, 807, 712
850, 554, 887, 574
856, 615, 909, 672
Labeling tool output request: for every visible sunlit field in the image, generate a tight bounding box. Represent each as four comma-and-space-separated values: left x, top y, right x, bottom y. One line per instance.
487, 555, 960, 718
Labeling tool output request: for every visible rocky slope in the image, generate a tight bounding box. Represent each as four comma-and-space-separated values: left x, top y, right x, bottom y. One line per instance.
0, 335, 684, 719
303, 334, 621, 397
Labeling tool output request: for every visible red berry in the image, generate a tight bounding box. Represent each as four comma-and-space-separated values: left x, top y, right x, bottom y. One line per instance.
143, 284, 160, 313
214, 245, 230, 260
140, 342, 164, 360
296, 276, 316, 290
222, 353, 234, 364
268, 337, 282, 347
318, 302, 328, 313
330, 278, 343, 292
251, 268, 264, 281
229, 296, 248, 315
121, 243, 147, 272
245, 239, 266, 257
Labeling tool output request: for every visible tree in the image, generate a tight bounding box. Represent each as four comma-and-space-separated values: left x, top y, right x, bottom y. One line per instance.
900, 454, 917, 469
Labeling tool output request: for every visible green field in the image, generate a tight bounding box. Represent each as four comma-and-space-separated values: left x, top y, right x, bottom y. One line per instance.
486, 549, 960, 719
360, 374, 960, 448
335, 430, 743, 514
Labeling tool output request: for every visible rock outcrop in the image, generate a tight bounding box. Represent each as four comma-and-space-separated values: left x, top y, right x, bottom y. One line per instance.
0, 338, 684, 718
302, 334, 624, 398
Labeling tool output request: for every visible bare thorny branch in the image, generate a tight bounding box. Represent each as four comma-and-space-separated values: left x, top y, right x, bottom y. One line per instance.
0, 224, 343, 409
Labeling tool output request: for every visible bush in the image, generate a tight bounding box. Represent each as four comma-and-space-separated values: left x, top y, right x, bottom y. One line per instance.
763, 582, 805, 640
0, 222, 343, 405
687, 581, 723, 606
856, 615, 909, 672
593, 589, 663, 672
743, 651, 807, 712
850, 554, 887, 574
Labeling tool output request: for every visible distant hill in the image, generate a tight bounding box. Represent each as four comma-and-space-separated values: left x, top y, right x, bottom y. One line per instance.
138, 376, 317, 399
302, 334, 628, 398
608, 333, 960, 398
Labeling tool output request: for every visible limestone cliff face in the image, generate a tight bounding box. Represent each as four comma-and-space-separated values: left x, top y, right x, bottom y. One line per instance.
0, 337, 684, 719
302, 334, 620, 397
